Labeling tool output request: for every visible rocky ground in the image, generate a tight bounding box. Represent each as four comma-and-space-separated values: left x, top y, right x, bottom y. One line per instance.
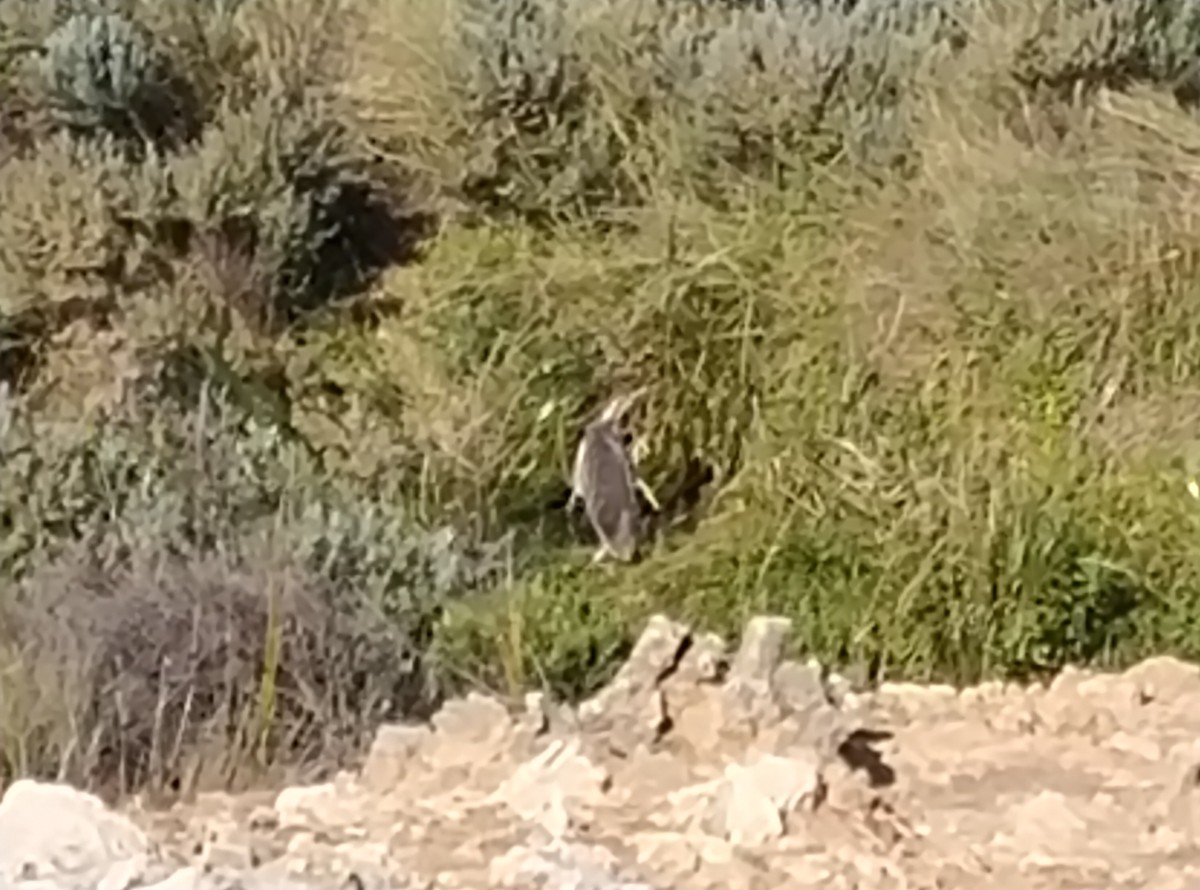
3, 614, 1200, 890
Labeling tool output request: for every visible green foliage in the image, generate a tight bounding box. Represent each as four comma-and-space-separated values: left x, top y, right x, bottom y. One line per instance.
0, 132, 179, 345
172, 92, 414, 327
660, 0, 967, 177
0, 374, 504, 594
1011, 0, 1200, 98
0, 379, 509, 787
369, 0, 971, 219
444, 0, 641, 219
427, 254, 1200, 698
39, 11, 197, 147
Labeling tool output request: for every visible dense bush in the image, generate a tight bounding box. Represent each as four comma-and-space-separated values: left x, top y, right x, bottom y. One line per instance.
172, 91, 417, 327
39, 11, 198, 148
0, 133, 177, 313
0, 380, 508, 788
354, 0, 971, 216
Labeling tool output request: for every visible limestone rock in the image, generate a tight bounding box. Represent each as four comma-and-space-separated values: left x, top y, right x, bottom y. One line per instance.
487, 738, 612, 835
577, 615, 690, 753
721, 617, 792, 731
674, 632, 728, 685
580, 615, 690, 719
0, 779, 153, 890
1123, 655, 1200, 703
427, 693, 514, 771
670, 750, 824, 846
771, 660, 830, 715
361, 724, 432, 790
275, 784, 352, 832
728, 617, 792, 687
489, 838, 653, 890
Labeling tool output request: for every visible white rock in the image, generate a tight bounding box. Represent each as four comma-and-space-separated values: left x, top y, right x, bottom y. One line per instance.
707, 767, 784, 845
275, 783, 340, 830
489, 838, 653, 890
729, 617, 792, 686
1123, 656, 1200, 701
140, 867, 202, 890
486, 737, 611, 834
993, 791, 1091, 858
428, 693, 514, 770
0, 779, 152, 889
677, 750, 824, 847
579, 615, 690, 725
361, 723, 431, 790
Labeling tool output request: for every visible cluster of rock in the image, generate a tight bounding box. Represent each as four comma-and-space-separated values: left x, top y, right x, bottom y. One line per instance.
3, 614, 1200, 889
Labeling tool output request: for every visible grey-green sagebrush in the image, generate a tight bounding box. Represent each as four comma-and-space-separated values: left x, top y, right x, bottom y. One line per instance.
568, 389, 660, 564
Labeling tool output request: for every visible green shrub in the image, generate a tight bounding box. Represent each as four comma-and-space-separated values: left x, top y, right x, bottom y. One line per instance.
355, 0, 972, 220
1010, 0, 1200, 99
659, 0, 967, 181
172, 92, 418, 329
39, 11, 198, 148
426, 74, 1200, 693
0, 377, 508, 788
0, 132, 180, 387
445, 0, 641, 220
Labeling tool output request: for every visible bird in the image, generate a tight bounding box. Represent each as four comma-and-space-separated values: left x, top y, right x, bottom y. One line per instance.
567, 389, 661, 563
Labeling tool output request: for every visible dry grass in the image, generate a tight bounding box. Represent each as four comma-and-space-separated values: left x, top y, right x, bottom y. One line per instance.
0, 544, 432, 796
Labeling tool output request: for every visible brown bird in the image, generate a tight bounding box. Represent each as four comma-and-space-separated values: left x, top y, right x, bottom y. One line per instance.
567, 389, 661, 563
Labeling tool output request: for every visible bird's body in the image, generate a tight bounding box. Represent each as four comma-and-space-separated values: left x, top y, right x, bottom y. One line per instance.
568, 391, 658, 563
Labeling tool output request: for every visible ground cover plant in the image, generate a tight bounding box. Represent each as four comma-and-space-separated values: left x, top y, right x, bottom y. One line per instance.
4, 0, 1200, 793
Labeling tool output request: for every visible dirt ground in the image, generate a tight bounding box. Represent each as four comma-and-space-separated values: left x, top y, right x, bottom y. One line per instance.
4, 613, 1200, 889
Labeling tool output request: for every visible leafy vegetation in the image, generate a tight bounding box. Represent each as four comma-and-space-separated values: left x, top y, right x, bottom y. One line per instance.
4, 0, 1200, 793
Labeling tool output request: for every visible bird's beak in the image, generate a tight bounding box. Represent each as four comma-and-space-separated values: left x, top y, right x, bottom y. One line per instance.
602, 386, 649, 423
1188, 476, 1199, 501
622, 386, 649, 413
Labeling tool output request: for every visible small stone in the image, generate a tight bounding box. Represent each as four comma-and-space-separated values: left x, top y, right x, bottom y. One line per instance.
672, 687, 726, 756
772, 660, 834, 722
622, 614, 692, 685
249, 805, 280, 831
877, 682, 957, 719
275, 783, 339, 830
610, 747, 693, 806
1159, 756, 1200, 838
1108, 731, 1161, 762
140, 867, 202, 890
580, 616, 691, 727
427, 693, 514, 771
1123, 656, 1200, 702
729, 616, 792, 686
361, 723, 432, 789
993, 791, 1091, 858
630, 831, 700, 879
704, 775, 782, 846
193, 814, 254, 870
688, 751, 824, 846
0, 780, 151, 889
431, 692, 511, 740
489, 839, 653, 890
959, 680, 1006, 709
675, 632, 729, 684
524, 692, 552, 734
824, 668, 853, 708
719, 618, 793, 732
578, 617, 691, 755
486, 737, 611, 834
